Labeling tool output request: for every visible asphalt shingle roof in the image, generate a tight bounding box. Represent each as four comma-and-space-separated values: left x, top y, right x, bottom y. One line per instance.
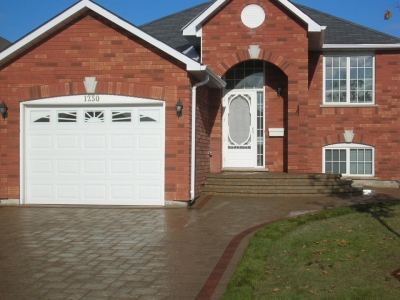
0, 36, 11, 52
140, 1, 213, 52
140, 0, 400, 52
292, 3, 400, 44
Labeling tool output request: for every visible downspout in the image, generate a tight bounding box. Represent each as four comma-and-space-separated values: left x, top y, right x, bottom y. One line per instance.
190, 74, 210, 204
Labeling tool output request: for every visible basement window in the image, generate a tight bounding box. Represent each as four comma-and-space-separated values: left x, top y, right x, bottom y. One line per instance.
323, 143, 374, 176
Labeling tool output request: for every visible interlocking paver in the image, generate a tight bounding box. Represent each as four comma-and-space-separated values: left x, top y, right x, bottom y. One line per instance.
0, 189, 399, 299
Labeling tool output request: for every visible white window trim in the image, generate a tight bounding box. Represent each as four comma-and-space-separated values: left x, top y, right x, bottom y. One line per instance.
323, 53, 375, 105
322, 143, 375, 177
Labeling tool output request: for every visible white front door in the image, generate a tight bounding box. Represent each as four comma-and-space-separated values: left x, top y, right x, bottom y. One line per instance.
223, 90, 265, 168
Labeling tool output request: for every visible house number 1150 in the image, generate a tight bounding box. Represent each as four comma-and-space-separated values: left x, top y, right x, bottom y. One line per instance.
84, 95, 100, 102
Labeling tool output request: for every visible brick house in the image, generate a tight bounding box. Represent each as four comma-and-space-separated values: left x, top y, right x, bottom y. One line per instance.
0, 0, 399, 206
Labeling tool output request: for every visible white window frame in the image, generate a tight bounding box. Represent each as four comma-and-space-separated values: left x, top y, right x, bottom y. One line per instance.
323, 53, 375, 105
323, 143, 375, 177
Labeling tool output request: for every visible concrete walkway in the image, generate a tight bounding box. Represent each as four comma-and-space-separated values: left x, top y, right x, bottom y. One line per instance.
0, 189, 399, 300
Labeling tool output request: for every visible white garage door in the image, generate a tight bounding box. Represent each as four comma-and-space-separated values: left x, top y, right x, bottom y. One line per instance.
24, 101, 165, 206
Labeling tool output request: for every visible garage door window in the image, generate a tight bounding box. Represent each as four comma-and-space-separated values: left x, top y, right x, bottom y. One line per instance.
112, 111, 132, 122
139, 110, 159, 122
31, 111, 51, 123
58, 111, 77, 123
85, 111, 104, 123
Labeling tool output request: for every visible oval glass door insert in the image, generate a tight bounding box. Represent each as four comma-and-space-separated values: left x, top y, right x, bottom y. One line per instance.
228, 95, 251, 145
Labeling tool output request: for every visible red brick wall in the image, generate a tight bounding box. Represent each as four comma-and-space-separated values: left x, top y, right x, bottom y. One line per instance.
209, 89, 223, 173
201, 0, 309, 173
305, 51, 400, 181
0, 12, 193, 200
265, 63, 288, 172
194, 84, 211, 196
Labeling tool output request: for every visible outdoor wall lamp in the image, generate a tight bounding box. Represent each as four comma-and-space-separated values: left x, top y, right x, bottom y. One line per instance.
176, 100, 183, 118
0, 102, 8, 120
277, 84, 284, 98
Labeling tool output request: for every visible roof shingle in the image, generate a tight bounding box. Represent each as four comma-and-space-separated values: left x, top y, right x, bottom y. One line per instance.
140, 0, 400, 52
0, 36, 11, 52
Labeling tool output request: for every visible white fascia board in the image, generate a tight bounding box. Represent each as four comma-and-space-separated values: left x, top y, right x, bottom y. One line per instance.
0, 0, 202, 72
278, 0, 322, 32
182, 0, 323, 37
323, 44, 400, 50
187, 65, 226, 88
0, 1, 90, 64
183, 0, 226, 37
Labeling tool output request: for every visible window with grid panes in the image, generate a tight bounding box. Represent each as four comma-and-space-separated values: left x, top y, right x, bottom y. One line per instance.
324, 144, 374, 176
324, 55, 374, 104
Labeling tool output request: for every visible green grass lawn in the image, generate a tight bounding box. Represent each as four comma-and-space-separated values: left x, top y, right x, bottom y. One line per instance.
223, 201, 400, 300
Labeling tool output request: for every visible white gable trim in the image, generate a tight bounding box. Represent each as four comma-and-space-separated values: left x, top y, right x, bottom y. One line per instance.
182, 0, 323, 37
323, 44, 400, 50
0, 0, 225, 87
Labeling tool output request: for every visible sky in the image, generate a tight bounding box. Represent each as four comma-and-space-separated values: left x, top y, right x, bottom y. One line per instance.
1, 0, 400, 43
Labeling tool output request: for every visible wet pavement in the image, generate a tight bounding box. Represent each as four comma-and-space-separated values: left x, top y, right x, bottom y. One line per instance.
0, 189, 399, 300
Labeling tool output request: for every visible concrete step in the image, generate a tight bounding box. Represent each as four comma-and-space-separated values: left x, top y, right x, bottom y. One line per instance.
203, 179, 353, 187
201, 172, 363, 197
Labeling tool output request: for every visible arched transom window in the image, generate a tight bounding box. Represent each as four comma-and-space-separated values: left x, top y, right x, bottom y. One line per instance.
224, 60, 264, 90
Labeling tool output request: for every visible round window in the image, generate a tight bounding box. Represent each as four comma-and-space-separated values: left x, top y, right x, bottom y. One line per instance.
241, 4, 266, 29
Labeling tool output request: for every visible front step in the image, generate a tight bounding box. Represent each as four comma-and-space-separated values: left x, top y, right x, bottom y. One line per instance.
202, 172, 363, 197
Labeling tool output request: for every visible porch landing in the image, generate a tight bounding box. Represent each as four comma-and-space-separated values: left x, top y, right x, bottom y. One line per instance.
202, 172, 363, 197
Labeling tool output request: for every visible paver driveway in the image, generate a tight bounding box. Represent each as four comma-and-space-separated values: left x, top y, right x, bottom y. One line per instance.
0, 189, 399, 299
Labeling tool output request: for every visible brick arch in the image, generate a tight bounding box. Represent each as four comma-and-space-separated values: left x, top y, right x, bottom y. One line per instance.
215, 49, 296, 77
16, 81, 167, 102
321, 133, 378, 147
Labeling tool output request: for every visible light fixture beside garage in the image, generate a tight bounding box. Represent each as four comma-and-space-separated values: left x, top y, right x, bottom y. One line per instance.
176, 100, 183, 118
0, 102, 8, 120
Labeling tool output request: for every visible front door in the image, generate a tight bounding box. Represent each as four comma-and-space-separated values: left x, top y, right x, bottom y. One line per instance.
223, 90, 265, 168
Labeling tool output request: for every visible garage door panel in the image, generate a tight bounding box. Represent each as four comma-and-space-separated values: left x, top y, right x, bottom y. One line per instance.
84, 185, 107, 199
138, 184, 162, 204
83, 135, 107, 149
110, 160, 134, 175
30, 185, 52, 200
83, 160, 107, 174
56, 185, 79, 200
57, 160, 79, 174
111, 135, 134, 149
138, 134, 162, 150
111, 185, 134, 199
30, 135, 52, 149
25, 104, 164, 206
30, 160, 52, 174
138, 160, 162, 175
56, 135, 79, 149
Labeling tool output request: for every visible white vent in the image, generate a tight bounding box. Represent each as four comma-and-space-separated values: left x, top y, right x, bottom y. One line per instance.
241, 5, 266, 29
269, 128, 285, 137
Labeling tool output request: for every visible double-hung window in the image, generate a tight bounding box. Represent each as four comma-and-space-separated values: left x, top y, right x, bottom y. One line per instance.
324, 55, 374, 104
323, 144, 374, 176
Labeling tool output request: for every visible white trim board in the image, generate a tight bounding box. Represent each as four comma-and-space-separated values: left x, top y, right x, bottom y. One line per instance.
0, 0, 225, 88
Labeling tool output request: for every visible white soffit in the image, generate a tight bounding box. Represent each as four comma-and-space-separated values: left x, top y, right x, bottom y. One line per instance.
0, 0, 225, 87
183, 0, 323, 37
